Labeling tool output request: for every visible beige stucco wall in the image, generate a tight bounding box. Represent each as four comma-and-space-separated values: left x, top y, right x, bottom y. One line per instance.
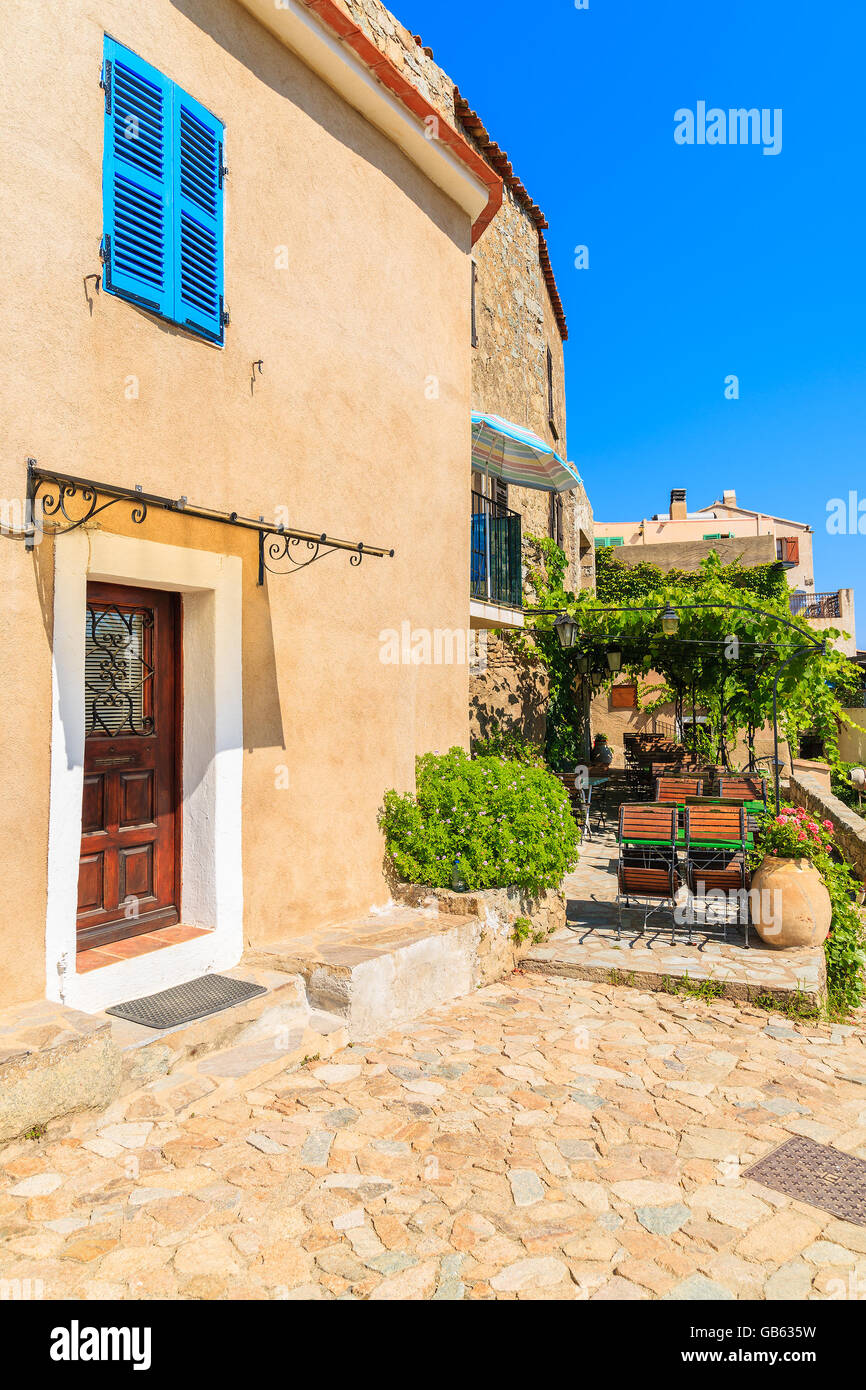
840, 709, 866, 765
808, 588, 857, 658
0, 0, 474, 1006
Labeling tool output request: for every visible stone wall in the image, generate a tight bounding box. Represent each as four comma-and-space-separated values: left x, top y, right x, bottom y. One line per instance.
396, 882, 566, 984
469, 634, 549, 746
790, 772, 866, 883
610, 535, 777, 573
330, 0, 457, 120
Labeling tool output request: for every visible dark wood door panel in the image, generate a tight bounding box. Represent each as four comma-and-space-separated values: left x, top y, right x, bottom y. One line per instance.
119, 770, 155, 828
118, 842, 155, 902
81, 776, 106, 835
76, 582, 181, 951
77, 853, 104, 914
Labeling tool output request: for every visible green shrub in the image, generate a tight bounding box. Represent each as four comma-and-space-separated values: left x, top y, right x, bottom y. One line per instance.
379, 747, 580, 897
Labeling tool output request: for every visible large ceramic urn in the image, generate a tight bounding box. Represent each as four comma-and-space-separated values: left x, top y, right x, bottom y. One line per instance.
750, 855, 831, 949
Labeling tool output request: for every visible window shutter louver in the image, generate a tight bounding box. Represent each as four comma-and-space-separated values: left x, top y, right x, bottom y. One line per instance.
173, 93, 224, 343
102, 40, 172, 319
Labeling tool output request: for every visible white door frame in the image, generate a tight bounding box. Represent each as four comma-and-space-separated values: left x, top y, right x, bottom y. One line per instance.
46, 528, 244, 1012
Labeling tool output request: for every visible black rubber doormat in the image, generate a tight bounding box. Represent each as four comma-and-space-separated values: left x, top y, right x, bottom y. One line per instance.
105, 974, 267, 1030
745, 1135, 866, 1225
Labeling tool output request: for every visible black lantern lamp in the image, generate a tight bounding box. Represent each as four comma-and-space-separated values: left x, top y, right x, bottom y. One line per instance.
554, 612, 579, 650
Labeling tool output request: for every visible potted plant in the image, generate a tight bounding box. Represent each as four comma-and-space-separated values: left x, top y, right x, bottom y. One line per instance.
592, 733, 613, 767
750, 806, 834, 949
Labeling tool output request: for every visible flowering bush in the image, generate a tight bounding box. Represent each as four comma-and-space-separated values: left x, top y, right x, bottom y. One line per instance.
757, 805, 835, 863
379, 747, 580, 897
754, 804, 866, 1014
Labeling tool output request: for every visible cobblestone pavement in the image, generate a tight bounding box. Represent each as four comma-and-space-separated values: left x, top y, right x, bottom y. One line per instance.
2, 973, 866, 1301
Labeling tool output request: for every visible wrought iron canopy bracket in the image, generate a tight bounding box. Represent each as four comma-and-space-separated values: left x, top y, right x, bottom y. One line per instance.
22, 461, 395, 583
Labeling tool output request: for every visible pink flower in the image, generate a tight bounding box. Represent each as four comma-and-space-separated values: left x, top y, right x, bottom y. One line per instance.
823, 820, 834, 832
798, 831, 807, 841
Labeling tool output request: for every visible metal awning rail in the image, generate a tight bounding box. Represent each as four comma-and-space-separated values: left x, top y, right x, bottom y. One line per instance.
22, 460, 395, 583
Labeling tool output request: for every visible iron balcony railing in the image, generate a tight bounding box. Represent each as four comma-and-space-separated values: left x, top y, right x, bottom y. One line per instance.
790, 591, 842, 619
471, 490, 522, 609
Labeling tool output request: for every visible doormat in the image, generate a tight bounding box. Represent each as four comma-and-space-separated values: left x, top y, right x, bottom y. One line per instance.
106, 974, 267, 1030
745, 1135, 866, 1225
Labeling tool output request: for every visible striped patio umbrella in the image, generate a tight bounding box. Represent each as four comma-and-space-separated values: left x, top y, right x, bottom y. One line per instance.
471, 412, 583, 493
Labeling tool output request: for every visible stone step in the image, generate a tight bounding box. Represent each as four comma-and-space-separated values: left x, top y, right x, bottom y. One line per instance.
111, 967, 310, 1094
247, 902, 536, 1042
0, 966, 347, 1144
0, 1000, 119, 1145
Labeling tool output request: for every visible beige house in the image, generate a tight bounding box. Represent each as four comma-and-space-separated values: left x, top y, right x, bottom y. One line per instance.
0, 0, 520, 1013
596, 486, 856, 658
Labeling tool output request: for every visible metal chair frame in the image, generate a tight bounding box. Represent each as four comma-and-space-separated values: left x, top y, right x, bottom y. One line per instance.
616, 805, 681, 942
684, 805, 750, 944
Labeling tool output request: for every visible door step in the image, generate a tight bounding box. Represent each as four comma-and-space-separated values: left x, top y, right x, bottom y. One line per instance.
0, 966, 347, 1144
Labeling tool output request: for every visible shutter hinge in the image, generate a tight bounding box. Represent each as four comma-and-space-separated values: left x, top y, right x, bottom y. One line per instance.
100, 235, 111, 266
218, 142, 228, 187
100, 59, 112, 114
220, 298, 230, 328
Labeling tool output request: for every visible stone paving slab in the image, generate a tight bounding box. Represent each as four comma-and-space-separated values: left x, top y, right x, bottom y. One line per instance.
523, 834, 826, 1009
2, 969, 866, 1300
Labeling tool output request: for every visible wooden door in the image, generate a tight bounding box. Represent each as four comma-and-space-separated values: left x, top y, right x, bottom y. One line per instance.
76, 582, 181, 951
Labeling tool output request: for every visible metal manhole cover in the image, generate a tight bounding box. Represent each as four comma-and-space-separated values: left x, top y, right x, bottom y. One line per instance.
745, 1135, 866, 1225
105, 974, 267, 1030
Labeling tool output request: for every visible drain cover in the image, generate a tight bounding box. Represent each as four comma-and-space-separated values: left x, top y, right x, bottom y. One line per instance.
745, 1135, 866, 1225
106, 974, 267, 1030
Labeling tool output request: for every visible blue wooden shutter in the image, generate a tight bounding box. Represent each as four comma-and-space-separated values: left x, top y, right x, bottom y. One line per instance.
102, 39, 172, 318
172, 91, 224, 343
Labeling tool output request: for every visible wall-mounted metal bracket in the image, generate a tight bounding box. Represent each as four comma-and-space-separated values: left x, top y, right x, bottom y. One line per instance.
21, 460, 395, 583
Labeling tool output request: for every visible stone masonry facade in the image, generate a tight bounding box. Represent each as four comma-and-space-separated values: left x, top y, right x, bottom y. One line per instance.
328, 0, 593, 755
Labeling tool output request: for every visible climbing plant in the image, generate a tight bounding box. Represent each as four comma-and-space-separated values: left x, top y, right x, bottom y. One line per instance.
527, 549, 860, 771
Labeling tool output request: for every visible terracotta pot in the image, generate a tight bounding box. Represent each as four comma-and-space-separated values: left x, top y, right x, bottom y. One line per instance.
750, 855, 831, 949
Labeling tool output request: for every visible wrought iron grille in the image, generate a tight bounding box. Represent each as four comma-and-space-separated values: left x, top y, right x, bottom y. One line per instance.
470, 490, 522, 609
85, 603, 155, 737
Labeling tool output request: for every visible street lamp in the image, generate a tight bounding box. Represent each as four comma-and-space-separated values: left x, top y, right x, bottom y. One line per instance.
660, 603, 679, 636
605, 644, 623, 673
554, 612, 579, 650
575, 651, 591, 675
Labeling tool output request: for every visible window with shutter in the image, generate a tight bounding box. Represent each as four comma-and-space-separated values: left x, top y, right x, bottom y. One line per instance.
102, 38, 225, 345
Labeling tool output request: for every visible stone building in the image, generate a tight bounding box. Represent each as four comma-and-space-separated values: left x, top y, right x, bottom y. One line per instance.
325, 2, 594, 752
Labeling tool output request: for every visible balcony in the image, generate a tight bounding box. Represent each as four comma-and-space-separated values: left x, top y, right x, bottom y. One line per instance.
470, 490, 524, 629
790, 591, 842, 620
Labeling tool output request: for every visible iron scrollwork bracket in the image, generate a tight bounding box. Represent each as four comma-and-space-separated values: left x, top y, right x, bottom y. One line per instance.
258, 527, 371, 583
25, 460, 147, 551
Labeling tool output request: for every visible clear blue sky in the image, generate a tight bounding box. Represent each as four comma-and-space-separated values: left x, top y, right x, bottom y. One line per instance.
396, 0, 866, 643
